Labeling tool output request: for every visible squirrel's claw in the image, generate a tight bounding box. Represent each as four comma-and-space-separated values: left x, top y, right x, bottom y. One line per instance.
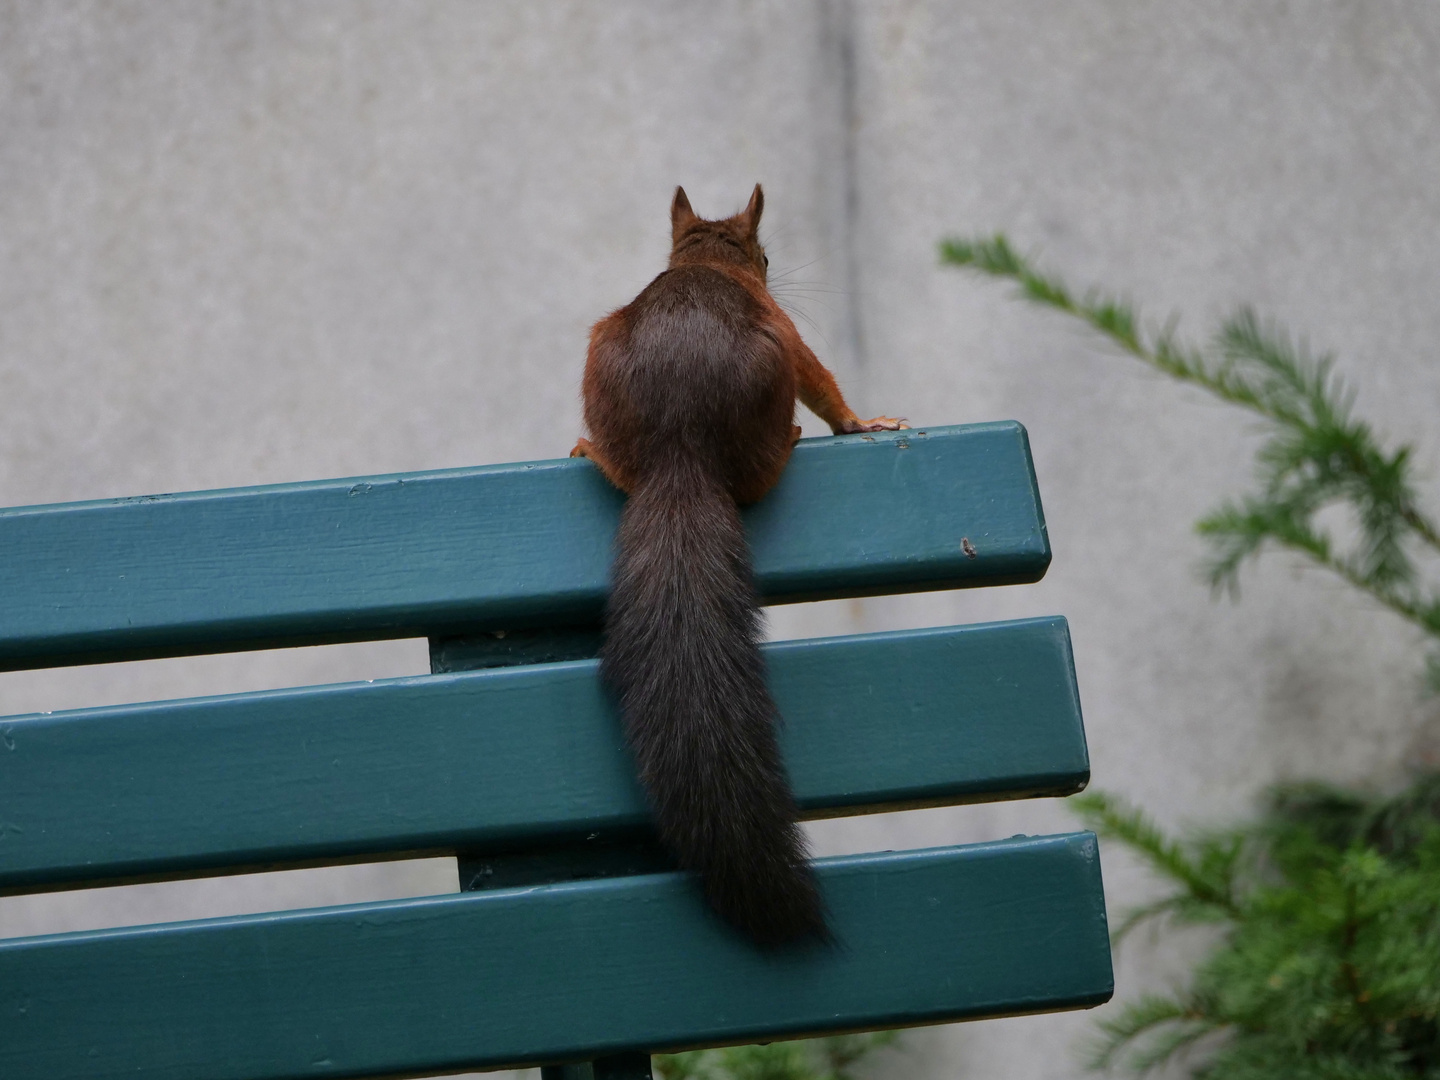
842, 416, 909, 433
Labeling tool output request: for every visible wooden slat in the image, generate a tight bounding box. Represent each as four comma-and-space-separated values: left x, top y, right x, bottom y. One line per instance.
0, 835, 1113, 1080
0, 423, 1047, 670
0, 617, 1086, 892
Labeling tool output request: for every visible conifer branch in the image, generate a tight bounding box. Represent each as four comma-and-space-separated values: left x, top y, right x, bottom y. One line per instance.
1068, 780, 1440, 1078
1071, 793, 1241, 925
952, 236, 1440, 1080
941, 235, 1440, 681
1086, 994, 1218, 1076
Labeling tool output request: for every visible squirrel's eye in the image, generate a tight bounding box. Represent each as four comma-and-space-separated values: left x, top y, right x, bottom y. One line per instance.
762, 254, 769, 267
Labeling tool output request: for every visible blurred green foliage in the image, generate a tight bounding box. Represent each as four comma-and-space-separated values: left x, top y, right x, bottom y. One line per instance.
945, 234, 1440, 1077
1074, 784, 1440, 1078
655, 1033, 896, 1080
942, 234, 1440, 689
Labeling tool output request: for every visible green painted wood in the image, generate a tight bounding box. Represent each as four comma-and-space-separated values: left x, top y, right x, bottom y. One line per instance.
0, 618, 1086, 892
0, 423, 1047, 670
543, 1067, 597, 1080
431, 623, 603, 671
592, 1054, 653, 1080
0, 835, 1113, 1080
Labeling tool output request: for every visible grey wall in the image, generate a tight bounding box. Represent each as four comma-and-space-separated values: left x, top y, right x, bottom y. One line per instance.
3, 4, 1439, 1079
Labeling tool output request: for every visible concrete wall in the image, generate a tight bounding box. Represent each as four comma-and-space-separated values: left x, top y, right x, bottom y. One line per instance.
3, 3, 1439, 1078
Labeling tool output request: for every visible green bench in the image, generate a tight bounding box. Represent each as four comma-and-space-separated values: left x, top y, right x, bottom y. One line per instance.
0, 422, 1112, 1080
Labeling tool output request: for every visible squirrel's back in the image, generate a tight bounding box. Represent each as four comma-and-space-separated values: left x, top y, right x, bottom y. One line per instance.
584, 263, 795, 494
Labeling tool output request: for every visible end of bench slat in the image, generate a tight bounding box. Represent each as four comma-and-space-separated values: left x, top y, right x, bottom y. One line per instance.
0, 835, 1112, 1080
0, 422, 1048, 670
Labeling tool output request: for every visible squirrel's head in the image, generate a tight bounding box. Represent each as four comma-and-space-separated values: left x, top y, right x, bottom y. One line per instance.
668, 184, 768, 282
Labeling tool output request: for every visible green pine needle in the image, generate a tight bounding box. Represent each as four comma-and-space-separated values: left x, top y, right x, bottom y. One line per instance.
949, 230, 1440, 1080
941, 234, 1440, 666
1072, 793, 1240, 925
1086, 994, 1218, 1075
1071, 781, 1440, 1079
655, 1034, 897, 1080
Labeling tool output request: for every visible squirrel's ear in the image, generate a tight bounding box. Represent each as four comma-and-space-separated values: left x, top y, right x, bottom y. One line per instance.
742, 184, 764, 236
671, 186, 697, 244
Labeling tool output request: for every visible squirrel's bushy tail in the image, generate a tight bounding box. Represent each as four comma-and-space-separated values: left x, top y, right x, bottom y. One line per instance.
601, 456, 829, 948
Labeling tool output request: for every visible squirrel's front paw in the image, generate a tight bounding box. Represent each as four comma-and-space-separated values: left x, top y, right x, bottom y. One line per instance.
841, 416, 909, 433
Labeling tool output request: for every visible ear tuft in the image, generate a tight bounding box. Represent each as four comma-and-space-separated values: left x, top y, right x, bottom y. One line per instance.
742, 184, 764, 236
671, 186, 698, 244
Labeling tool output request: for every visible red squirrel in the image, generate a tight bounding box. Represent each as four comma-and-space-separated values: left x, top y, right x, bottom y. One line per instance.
572, 185, 905, 947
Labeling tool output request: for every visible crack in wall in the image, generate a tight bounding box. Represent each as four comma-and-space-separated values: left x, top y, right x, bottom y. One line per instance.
818, 0, 868, 381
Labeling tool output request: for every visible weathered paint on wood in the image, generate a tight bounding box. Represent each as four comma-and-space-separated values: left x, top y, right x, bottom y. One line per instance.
0, 423, 1047, 670
0, 618, 1085, 892
0, 835, 1112, 1080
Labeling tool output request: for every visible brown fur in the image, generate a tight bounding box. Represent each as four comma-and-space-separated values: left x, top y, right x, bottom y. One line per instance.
573, 184, 904, 947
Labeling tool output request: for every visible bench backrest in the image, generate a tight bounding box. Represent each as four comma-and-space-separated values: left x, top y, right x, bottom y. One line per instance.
0, 423, 1112, 1080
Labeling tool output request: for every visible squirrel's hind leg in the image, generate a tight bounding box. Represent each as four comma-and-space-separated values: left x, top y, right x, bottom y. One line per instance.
570, 437, 635, 494
732, 431, 800, 506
